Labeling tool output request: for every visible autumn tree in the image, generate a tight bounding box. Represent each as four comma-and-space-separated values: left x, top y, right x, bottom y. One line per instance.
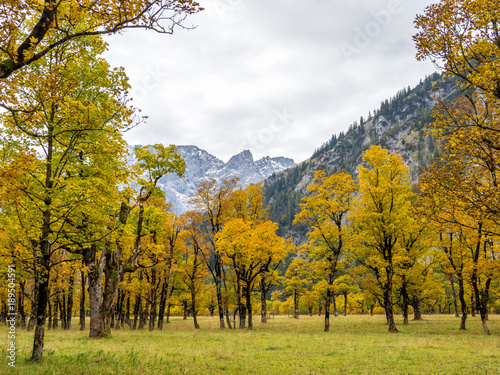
181, 211, 208, 329
395, 206, 431, 325
216, 218, 288, 330
332, 275, 360, 317
419, 91, 500, 334
283, 257, 312, 319
294, 170, 357, 332
0, 0, 203, 78
0, 34, 134, 361
351, 146, 414, 333
98, 144, 185, 337
190, 178, 238, 329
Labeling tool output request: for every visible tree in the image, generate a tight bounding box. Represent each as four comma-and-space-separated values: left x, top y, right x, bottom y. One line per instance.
217, 219, 288, 330
414, 0, 500, 103
0, 34, 134, 361
0, 0, 203, 78
283, 257, 312, 319
181, 211, 208, 329
332, 275, 360, 317
294, 170, 357, 332
98, 144, 185, 337
395, 207, 431, 325
351, 146, 414, 333
190, 178, 238, 329
418, 93, 500, 334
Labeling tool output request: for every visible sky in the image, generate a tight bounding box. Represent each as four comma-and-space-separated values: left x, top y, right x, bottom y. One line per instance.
104, 0, 438, 164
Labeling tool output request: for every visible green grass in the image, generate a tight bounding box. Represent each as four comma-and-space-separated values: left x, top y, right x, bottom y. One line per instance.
2, 314, 500, 374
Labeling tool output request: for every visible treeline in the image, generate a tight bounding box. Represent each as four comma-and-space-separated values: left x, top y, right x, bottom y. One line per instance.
2, 0, 500, 365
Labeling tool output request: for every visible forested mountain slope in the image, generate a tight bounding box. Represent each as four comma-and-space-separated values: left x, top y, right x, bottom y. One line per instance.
263, 72, 461, 238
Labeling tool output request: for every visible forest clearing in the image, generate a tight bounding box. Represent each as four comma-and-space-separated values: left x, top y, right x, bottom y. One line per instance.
2, 0, 500, 372
2, 314, 499, 375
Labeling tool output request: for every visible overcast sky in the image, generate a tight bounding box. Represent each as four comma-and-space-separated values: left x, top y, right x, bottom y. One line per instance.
104, 0, 437, 164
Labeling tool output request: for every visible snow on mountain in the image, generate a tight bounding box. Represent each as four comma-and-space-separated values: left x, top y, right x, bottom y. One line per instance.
128, 145, 295, 214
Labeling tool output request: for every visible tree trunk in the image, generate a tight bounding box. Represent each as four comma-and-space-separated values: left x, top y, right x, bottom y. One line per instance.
343, 292, 348, 317
245, 283, 253, 330
125, 295, 130, 327
79, 271, 86, 331
139, 298, 149, 330
157, 277, 169, 330
293, 290, 299, 319
225, 307, 233, 329
448, 274, 459, 318
61, 294, 67, 329
457, 276, 467, 330
47, 300, 52, 330
31, 253, 50, 362
401, 281, 409, 325
31, 124, 55, 362
237, 281, 245, 329
216, 264, 225, 329
260, 278, 268, 323
333, 294, 338, 317
148, 269, 158, 331
385, 266, 398, 333
183, 300, 188, 320
191, 287, 200, 329
471, 270, 491, 335
470, 294, 476, 317
208, 302, 215, 317
100, 245, 121, 337
18, 281, 26, 328
166, 303, 171, 323
53, 297, 59, 329
132, 295, 141, 330
115, 290, 125, 330
65, 273, 74, 330
86, 245, 105, 338
324, 289, 331, 332
149, 295, 157, 331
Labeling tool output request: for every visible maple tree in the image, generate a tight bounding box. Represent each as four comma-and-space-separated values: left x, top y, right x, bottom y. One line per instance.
190, 178, 238, 329
0, 33, 134, 360
98, 144, 185, 337
414, 0, 500, 103
0, 0, 203, 78
283, 257, 312, 319
216, 218, 288, 329
418, 87, 500, 334
332, 274, 359, 317
351, 146, 414, 333
294, 170, 357, 331
180, 210, 207, 329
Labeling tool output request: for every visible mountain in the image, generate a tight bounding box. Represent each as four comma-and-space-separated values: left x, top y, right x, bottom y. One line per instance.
262, 72, 461, 239
128, 145, 295, 214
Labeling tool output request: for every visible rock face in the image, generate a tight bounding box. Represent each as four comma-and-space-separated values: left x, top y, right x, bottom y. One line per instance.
128, 145, 295, 214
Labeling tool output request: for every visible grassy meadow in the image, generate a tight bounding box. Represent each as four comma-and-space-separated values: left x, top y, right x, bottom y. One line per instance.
2, 314, 499, 374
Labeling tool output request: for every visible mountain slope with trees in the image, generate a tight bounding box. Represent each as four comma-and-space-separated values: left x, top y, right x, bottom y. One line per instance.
263, 72, 461, 237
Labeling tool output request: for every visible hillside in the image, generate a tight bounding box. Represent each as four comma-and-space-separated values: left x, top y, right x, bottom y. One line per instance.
262, 72, 461, 238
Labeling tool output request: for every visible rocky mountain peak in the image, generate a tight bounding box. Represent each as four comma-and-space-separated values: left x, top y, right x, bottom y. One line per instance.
128, 145, 295, 214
